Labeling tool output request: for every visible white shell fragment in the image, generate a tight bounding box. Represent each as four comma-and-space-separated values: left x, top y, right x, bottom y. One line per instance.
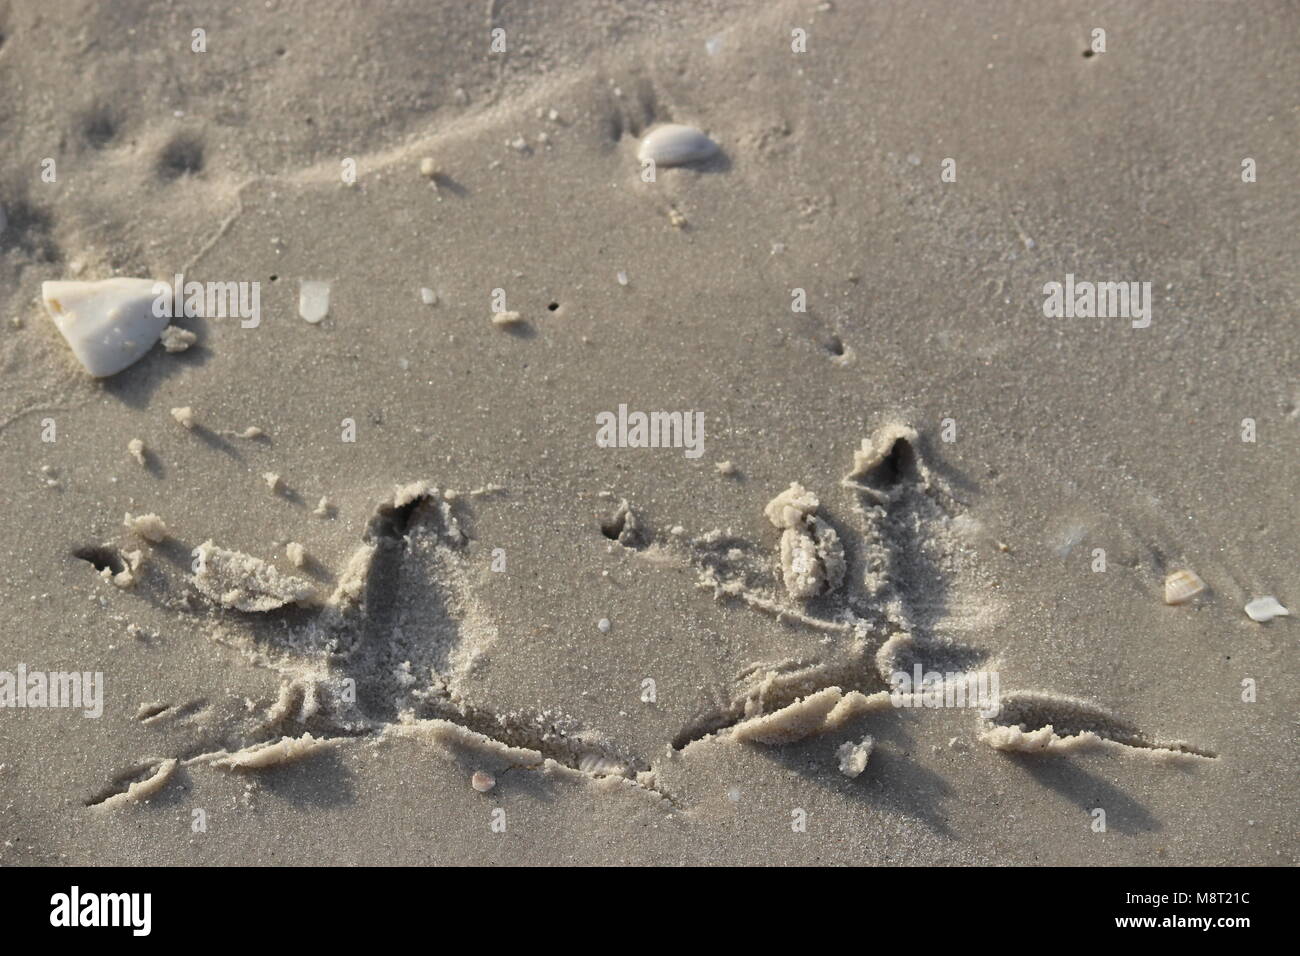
298, 280, 330, 323
41, 278, 168, 377
1163, 569, 1206, 605
470, 771, 496, 793
637, 123, 720, 168
1244, 596, 1289, 622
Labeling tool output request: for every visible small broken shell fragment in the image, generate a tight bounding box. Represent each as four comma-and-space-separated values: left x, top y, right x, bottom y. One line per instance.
637, 123, 720, 168
470, 771, 496, 793
1244, 596, 1289, 622
1163, 569, 1206, 605
127, 438, 147, 465
490, 310, 524, 327
298, 280, 330, 324
41, 278, 168, 377
170, 406, 196, 429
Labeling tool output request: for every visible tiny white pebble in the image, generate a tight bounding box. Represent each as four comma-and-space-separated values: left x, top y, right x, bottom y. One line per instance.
419, 157, 437, 178
285, 542, 306, 567
238, 426, 264, 439
597, 618, 611, 633
491, 311, 523, 327
420, 287, 437, 306
715, 460, 736, 476
127, 438, 146, 465
263, 472, 282, 493
170, 406, 195, 429
616, 271, 629, 286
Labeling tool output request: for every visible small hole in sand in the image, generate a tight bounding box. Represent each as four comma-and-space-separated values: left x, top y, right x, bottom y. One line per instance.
826, 334, 845, 356
83, 109, 118, 149
861, 437, 916, 488
73, 546, 124, 575
1081, 49, 1095, 58
157, 135, 204, 180
269, 274, 278, 282
547, 302, 559, 312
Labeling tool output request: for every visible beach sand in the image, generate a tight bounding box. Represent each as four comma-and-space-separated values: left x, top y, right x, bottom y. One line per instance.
0, 0, 1295, 865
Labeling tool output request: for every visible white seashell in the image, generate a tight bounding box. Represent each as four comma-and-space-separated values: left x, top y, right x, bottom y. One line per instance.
470, 771, 496, 793
637, 123, 720, 168
1244, 596, 1289, 622
298, 280, 330, 323
41, 278, 168, 377
1163, 569, 1206, 605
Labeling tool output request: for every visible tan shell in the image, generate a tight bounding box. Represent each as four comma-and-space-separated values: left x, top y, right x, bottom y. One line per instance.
1163, 569, 1205, 605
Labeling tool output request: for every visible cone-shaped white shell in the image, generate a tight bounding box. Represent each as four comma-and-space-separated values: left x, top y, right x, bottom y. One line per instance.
42, 278, 168, 377
637, 124, 719, 167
